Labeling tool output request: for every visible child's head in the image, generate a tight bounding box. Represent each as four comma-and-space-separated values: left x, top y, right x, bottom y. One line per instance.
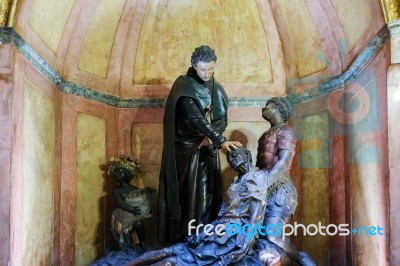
266, 97, 292, 122
227, 147, 252, 171
114, 166, 134, 183
107, 155, 142, 183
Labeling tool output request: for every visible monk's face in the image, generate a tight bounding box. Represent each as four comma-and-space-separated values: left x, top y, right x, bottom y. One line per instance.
193, 61, 215, 82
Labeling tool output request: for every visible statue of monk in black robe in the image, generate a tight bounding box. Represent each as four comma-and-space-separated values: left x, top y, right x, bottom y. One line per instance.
158, 45, 241, 243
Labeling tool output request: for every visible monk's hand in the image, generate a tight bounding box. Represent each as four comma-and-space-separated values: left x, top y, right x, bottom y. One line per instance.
221, 141, 242, 151
198, 137, 212, 149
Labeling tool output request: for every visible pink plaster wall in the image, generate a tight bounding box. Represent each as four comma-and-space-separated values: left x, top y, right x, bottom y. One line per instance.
291, 42, 390, 266
388, 64, 400, 264
6, 49, 120, 265
59, 93, 118, 266
9, 52, 62, 265
0, 44, 12, 266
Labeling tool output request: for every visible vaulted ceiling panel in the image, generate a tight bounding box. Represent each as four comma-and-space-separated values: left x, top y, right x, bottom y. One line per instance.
278, 0, 326, 77
133, 0, 272, 84
331, 0, 372, 52
12, 0, 386, 100
28, 0, 75, 53
78, 0, 126, 78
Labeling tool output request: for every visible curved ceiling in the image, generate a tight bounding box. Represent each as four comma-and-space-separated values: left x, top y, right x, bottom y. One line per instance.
14, 0, 386, 99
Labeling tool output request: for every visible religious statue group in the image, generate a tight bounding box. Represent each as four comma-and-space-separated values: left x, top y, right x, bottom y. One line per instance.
92, 45, 317, 266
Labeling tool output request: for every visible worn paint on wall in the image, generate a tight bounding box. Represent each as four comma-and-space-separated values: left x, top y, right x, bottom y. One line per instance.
22, 79, 55, 265
388, 64, 400, 264
78, 0, 126, 78
299, 111, 330, 168
134, 0, 272, 84
302, 168, 330, 265
0, 44, 12, 265
28, 0, 76, 52
131, 122, 163, 166
278, 0, 326, 77
130, 122, 163, 242
75, 113, 106, 265
349, 163, 381, 265
346, 67, 386, 264
300, 111, 330, 266
331, 0, 372, 52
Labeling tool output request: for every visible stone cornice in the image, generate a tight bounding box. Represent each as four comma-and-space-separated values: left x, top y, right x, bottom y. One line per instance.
388, 20, 400, 36
0, 26, 389, 107
288, 25, 390, 104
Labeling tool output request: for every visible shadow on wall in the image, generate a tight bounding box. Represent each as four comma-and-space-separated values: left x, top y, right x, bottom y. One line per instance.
95, 164, 118, 258
221, 130, 249, 191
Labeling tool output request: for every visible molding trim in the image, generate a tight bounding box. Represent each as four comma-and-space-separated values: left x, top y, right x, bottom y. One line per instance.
0, 26, 11, 43
0, 26, 389, 107
288, 25, 389, 104
388, 20, 400, 36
